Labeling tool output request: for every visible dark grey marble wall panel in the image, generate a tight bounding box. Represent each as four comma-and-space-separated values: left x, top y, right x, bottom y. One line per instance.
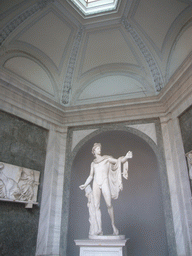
179, 105, 192, 154
0, 110, 48, 256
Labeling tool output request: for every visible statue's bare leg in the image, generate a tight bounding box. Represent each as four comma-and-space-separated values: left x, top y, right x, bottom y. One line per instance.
93, 181, 103, 235
108, 207, 119, 235
102, 182, 119, 235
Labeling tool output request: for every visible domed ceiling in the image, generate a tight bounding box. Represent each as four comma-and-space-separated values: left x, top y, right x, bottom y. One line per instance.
0, 0, 192, 106
69, 0, 119, 16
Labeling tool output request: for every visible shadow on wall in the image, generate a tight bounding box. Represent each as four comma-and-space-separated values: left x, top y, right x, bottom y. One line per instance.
67, 130, 168, 256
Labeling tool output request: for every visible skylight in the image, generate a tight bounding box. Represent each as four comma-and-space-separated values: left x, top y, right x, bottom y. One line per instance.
70, 0, 119, 16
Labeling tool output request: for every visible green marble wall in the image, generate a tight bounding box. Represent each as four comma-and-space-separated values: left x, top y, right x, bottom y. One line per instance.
0, 111, 48, 256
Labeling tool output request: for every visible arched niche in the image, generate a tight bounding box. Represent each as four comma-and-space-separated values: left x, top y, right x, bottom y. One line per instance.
62, 126, 174, 256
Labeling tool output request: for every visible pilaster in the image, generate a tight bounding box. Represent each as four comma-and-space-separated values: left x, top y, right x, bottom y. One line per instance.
36, 126, 68, 256
160, 114, 192, 256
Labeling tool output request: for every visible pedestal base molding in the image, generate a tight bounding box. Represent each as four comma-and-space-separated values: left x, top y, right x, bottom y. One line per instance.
75, 236, 128, 256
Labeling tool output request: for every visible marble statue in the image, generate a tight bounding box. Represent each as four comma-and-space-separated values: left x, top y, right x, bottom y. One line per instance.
85, 185, 99, 236
79, 143, 132, 237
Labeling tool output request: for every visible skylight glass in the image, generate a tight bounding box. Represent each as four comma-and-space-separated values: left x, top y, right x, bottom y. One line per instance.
70, 0, 119, 16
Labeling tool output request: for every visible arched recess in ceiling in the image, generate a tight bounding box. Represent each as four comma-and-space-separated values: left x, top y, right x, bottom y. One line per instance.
3, 55, 57, 98
72, 72, 154, 105
128, 0, 192, 87
130, 0, 189, 53
167, 20, 192, 80
0, 0, 55, 47
15, 10, 74, 73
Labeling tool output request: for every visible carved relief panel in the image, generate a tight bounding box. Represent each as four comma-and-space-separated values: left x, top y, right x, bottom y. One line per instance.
0, 162, 40, 208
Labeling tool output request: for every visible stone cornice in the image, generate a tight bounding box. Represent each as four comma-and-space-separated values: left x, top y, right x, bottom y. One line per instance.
0, 57, 192, 129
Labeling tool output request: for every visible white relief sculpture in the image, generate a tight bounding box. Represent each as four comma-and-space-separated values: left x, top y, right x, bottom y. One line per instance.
186, 150, 192, 180
0, 162, 20, 200
17, 168, 37, 201
0, 178, 6, 198
0, 162, 40, 208
79, 143, 132, 237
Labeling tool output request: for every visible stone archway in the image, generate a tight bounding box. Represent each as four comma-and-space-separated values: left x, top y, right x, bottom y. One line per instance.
64, 127, 171, 256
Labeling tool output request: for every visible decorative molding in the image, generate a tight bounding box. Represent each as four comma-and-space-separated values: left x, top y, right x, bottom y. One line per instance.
0, 0, 55, 46
62, 27, 84, 105
121, 17, 164, 92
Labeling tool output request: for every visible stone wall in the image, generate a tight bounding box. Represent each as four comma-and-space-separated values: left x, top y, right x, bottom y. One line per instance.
0, 110, 48, 256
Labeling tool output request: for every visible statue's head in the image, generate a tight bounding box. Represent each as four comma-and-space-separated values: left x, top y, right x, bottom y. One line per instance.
92, 143, 101, 156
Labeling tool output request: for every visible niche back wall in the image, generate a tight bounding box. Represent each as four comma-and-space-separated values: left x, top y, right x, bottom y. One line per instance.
67, 130, 169, 256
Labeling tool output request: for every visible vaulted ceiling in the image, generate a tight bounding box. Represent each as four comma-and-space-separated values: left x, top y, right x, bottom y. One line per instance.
0, 0, 192, 107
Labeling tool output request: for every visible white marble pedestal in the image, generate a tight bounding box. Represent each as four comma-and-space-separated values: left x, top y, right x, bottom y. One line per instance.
75, 235, 128, 256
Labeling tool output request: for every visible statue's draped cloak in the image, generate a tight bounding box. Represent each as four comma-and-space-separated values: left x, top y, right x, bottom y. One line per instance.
93, 155, 128, 200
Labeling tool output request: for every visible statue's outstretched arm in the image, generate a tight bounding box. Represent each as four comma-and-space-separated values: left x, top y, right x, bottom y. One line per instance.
108, 157, 117, 164
108, 151, 133, 165
121, 151, 133, 163
79, 163, 94, 190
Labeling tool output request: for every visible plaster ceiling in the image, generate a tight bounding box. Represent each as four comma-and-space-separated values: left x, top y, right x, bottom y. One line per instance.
0, 0, 24, 15
18, 11, 72, 68
0, 0, 192, 106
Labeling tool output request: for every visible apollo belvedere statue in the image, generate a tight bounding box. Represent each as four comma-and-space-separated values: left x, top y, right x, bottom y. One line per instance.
79, 143, 133, 237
